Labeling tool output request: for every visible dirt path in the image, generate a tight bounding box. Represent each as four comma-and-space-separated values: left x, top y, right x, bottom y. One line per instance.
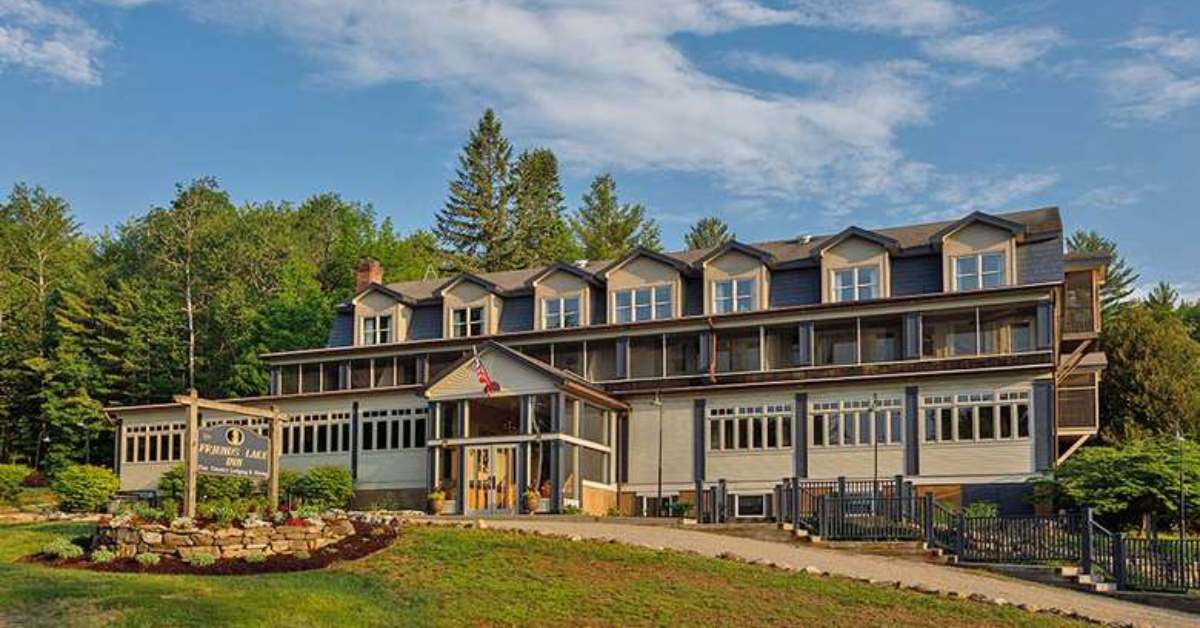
487, 519, 1197, 627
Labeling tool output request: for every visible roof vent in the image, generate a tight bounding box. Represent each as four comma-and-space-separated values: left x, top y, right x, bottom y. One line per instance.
572, 259, 589, 269
799, 234, 812, 245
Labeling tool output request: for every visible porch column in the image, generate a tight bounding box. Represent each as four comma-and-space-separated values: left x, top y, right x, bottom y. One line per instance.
1033, 379, 1055, 470
794, 393, 807, 478
456, 400, 468, 514
693, 398, 706, 521
517, 396, 530, 510
905, 386, 920, 476
550, 440, 563, 512
350, 401, 360, 481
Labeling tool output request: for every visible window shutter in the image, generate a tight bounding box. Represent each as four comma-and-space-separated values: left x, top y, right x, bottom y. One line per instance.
616, 337, 629, 379
1036, 302, 1053, 349
795, 321, 813, 366
903, 313, 922, 359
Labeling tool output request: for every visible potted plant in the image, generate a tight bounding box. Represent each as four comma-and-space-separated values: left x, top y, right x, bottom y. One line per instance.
522, 488, 540, 514
427, 488, 445, 515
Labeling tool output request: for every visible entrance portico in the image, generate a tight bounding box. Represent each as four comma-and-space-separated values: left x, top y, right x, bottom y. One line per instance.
423, 342, 628, 516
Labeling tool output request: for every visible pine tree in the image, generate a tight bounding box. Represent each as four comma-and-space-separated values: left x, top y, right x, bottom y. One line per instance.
684, 216, 734, 250
434, 109, 516, 272
510, 148, 580, 267
1145, 281, 1180, 313
570, 174, 661, 260
34, 291, 107, 470
1066, 230, 1139, 319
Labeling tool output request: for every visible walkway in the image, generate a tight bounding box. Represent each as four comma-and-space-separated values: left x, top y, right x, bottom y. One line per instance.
486, 519, 1197, 627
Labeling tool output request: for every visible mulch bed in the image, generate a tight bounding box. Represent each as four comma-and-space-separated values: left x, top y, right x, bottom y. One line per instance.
26, 521, 397, 576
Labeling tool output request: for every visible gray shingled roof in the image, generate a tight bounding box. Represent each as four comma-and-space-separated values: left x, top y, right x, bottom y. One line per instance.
383, 207, 1061, 301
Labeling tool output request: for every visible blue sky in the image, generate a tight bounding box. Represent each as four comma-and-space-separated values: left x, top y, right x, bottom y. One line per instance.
2, 1, 1198, 297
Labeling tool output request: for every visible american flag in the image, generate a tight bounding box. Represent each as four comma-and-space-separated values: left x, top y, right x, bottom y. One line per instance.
472, 348, 496, 395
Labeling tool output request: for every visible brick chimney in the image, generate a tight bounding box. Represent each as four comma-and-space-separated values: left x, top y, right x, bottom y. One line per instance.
354, 258, 383, 293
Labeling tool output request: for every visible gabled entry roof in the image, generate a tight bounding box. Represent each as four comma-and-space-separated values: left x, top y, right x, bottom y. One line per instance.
423, 341, 628, 410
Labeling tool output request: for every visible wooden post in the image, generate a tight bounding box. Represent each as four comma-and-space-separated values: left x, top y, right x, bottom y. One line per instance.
183, 389, 199, 518
268, 406, 283, 512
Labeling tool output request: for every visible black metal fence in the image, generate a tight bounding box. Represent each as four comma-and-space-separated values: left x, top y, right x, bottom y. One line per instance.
773, 475, 911, 532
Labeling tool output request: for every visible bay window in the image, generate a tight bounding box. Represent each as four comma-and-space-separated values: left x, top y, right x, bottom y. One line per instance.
614, 285, 672, 323
713, 278, 755, 313
451, 306, 484, 338
831, 265, 879, 302
954, 251, 1005, 291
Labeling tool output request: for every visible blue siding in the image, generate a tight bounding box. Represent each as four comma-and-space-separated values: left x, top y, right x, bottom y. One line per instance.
683, 276, 703, 316
1018, 236, 1064, 285
498, 296, 534, 333
891, 254, 942, 296
769, 268, 819, 307
591, 289, 606, 325
408, 304, 442, 340
326, 311, 354, 347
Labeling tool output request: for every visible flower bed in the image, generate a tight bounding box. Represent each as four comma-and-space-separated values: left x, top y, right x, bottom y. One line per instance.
92, 513, 358, 560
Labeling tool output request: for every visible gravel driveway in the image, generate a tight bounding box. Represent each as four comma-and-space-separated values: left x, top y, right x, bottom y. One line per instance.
486, 519, 1198, 627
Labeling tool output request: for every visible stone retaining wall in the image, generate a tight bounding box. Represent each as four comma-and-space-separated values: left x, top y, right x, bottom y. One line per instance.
92, 516, 356, 560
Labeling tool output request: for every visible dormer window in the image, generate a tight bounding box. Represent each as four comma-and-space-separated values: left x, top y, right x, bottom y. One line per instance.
714, 278, 755, 314
831, 266, 879, 302
615, 285, 671, 323
954, 252, 1005, 291
361, 315, 392, 345
543, 295, 581, 329
451, 306, 484, 338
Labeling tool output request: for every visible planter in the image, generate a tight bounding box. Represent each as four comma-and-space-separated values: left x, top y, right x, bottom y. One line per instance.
427, 497, 444, 516
523, 493, 540, 514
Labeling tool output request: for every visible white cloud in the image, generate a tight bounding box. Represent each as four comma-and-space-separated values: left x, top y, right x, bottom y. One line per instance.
1102, 29, 1200, 124
0, 0, 108, 85
185, 0, 1033, 212
1072, 185, 1145, 211
920, 26, 1064, 70
920, 171, 1060, 218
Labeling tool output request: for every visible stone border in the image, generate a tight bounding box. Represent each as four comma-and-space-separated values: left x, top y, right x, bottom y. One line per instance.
92, 515, 356, 560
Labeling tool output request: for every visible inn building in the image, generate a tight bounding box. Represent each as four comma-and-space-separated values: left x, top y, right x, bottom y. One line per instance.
105, 207, 1107, 518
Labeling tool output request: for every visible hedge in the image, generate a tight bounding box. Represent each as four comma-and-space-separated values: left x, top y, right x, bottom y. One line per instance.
51, 465, 119, 513
0, 464, 32, 505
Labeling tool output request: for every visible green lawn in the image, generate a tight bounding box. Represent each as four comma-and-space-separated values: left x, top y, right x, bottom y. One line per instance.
0, 522, 1086, 627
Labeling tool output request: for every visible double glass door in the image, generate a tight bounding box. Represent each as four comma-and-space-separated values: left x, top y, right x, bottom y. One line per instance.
465, 445, 517, 514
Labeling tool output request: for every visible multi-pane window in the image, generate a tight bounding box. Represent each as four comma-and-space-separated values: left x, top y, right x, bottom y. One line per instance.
614, 285, 672, 323
282, 412, 351, 455
361, 315, 392, 345
543, 295, 581, 329
713, 278, 755, 314
707, 403, 793, 452
922, 391, 1030, 443
832, 265, 879, 302
810, 398, 902, 447
734, 494, 768, 518
451, 306, 484, 338
123, 423, 186, 464
361, 407, 428, 451
954, 252, 1005, 291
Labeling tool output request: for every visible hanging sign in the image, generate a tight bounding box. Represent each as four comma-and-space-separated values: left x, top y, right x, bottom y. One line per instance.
196, 425, 270, 479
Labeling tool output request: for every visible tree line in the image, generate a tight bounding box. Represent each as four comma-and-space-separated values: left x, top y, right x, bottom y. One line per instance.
1, 108, 1197, 482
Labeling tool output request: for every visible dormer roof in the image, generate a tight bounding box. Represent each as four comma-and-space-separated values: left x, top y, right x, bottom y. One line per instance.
929, 211, 1027, 244
349, 283, 417, 307
696, 240, 775, 266
527, 262, 602, 288
599, 246, 692, 278
813, 226, 901, 256
437, 272, 502, 297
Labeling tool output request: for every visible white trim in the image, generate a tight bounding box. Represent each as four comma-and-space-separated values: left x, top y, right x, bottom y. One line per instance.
734, 493, 769, 518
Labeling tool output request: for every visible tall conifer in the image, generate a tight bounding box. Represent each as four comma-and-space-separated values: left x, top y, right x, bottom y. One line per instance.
570, 174, 661, 261
435, 109, 516, 271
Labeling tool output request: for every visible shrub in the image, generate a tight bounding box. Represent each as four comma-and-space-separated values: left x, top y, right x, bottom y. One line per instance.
278, 469, 302, 500
136, 552, 161, 567
963, 501, 1000, 518
0, 464, 32, 505
294, 550, 311, 560
187, 553, 216, 567
43, 537, 84, 560
243, 551, 267, 564
21, 469, 47, 487
91, 549, 116, 564
159, 465, 255, 502
51, 465, 119, 513
296, 466, 353, 510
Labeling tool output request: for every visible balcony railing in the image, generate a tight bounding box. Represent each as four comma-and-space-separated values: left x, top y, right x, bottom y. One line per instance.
1058, 386, 1098, 430
1063, 271, 1097, 335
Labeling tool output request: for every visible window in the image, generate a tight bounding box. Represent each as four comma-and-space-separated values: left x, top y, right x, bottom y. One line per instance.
714, 327, 760, 373
922, 310, 977, 358
860, 316, 902, 363
666, 332, 705, 376
765, 324, 802, 369
300, 364, 320, 393
814, 319, 857, 366
543, 296, 581, 329
350, 358, 372, 389
586, 339, 618, 381
831, 265, 879, 302
979, 305, 1037, 354
629, 335, 663, 379
280, 365, 299, 395
123, 423, 186, 464
322, 362, 343, 391
735, 494, 767, 518
553, 342, 584, 376
373, 357, 395, 388
360, 407, 429, 452
954, 252, 1005, 291
451, 306, 484, 337
614, 285, 672, 323
810, 398, 902, 448
713, 278, 755, 314
708, 403, 793, 451
283, 412, 351, 455
922, 391, 1030, 442
360, 315, 392, 345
